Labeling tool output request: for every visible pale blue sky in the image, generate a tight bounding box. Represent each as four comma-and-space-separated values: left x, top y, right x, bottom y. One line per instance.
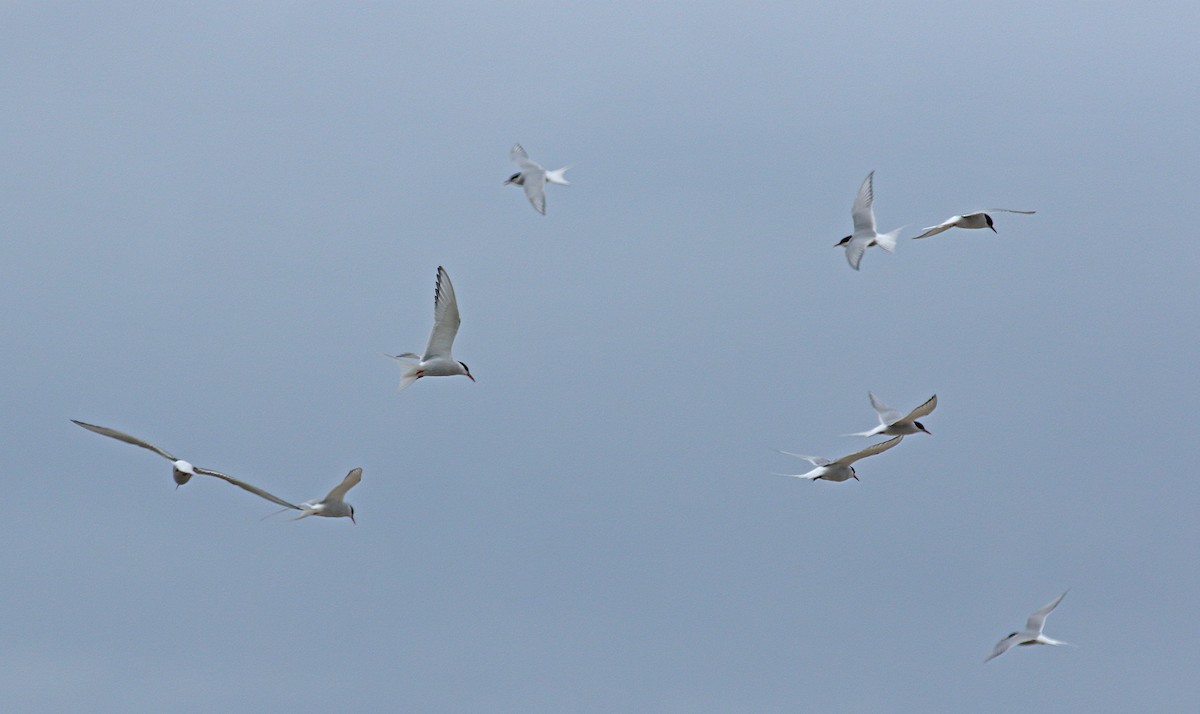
2, 2, 1198, 711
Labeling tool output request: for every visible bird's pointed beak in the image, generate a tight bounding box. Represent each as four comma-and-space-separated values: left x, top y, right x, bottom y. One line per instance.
350, 514, 357, 525
990, 225, 998, 233
467, 373, 476, 382
503, 177, 514, 185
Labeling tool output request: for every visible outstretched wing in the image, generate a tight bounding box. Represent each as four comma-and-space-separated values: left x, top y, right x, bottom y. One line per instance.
901, 394, 938, 422
843, 235, 868, 270
985, 632, 1021, 662
850, 171, 877, 235
323, 467, 363, 503
523, 170, 547, 214
510, 143, 529, 164
1025, 590, 1068, 634
912, 217, 959, 240
423, 266, 462, 360
72, 420, 178, 462
193, 467, 300, 511
984, 208, 1036, 214
867, 392, 902, 425
776, 449, 831, 467
836, 435, 903, 466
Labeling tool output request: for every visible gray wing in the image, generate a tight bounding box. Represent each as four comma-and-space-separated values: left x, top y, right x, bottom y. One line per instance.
510, 143, 529, 164
776, 450, 831, 467
323, 467, 363, 503
423, 266, 462, 360
193, 467, 300, 510
850, 171, 877, 235
901, 394, 938, 422
1026, 590, 1068, 634
835, 435, 903, 466
985, 633, 1021, 662
984, 208, 1036, 214
844, 235, 868, 270
868, 392, 902, 425
522, 170, 547, 214
912, 217, 959, 240
72, 420, 178, 462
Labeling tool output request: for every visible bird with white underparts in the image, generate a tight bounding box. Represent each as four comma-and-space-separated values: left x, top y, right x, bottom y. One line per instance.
986, 590, 1074, 662
835, 170, 902, 270
775, 435, 903, 482
847, 393, 937, 437
912, 209, 1035, 240
72, 419, 234, 489
386, 266, 475, 391
263, 467, 362, 524
504, 143, 570, 215
71, 419, 303, 511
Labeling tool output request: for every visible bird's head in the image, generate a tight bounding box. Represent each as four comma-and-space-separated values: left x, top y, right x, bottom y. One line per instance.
835, 235, 852, 247
172, 460, 195, 487
349, 505, 356, 525
850, 467, 859, 481
914, 421, 931, 435
504, 173, 522, 185
459, 361, 476, 382
985, 214, 997, 232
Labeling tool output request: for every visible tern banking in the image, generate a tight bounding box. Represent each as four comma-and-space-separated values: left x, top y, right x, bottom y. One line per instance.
986, 590, 1073, 662
848, 393, 937, 437
835, 171, 902, 271
387, 266, 475, 391
912, 209, 1035, 240
71, 419, 302, 510
264, 467, 362, 523
504, 143, 570, 215
776, 435, 903, 482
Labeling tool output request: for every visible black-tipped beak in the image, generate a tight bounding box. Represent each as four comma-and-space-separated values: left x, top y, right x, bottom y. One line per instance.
990, 225, 997, 233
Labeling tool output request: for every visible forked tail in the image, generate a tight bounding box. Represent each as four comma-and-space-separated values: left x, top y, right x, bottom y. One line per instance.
385, 353, 421, 391
875, 226, 903, 253
545, 166, 572, 185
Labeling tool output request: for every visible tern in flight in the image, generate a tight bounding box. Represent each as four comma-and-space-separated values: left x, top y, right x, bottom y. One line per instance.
504, 143, 570, 215
386, 266, 475, 391
848, 393, 937, 437
835, 171, 902, 270
264, 467, 362, 523
71, 419, 303, 510
913, 209, 1035, 240
986, 590, 1074, 662
776, 435, 903, 482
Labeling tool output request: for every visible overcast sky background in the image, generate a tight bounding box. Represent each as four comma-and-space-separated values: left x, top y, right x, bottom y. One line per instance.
2, 2, 1198, 711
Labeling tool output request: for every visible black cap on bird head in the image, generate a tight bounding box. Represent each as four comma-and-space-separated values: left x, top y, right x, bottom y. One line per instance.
914, 420, 931, 435
985, 214, 996, 232
835, 235, 852, 247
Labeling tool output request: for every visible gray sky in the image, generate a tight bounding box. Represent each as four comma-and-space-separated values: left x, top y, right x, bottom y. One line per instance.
3, 2, 1198, 711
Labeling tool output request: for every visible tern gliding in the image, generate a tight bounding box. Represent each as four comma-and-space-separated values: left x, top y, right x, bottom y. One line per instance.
776, 435, 903, 482
71, 419, 302, 510
848, 393, 937, 437
986, 590, 1074, 662
913, 209, 1035, 240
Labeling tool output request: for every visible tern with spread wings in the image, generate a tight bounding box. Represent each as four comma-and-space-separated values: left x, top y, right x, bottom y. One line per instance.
387, 266, 475, 391
504, 143, 570, 215
848, 393, 937, 437
835, 171, 902, 270
776, 436, 903, 482
71, 419, 300, 510
986, 591, 1074, 662
913, 209, 1035, 240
